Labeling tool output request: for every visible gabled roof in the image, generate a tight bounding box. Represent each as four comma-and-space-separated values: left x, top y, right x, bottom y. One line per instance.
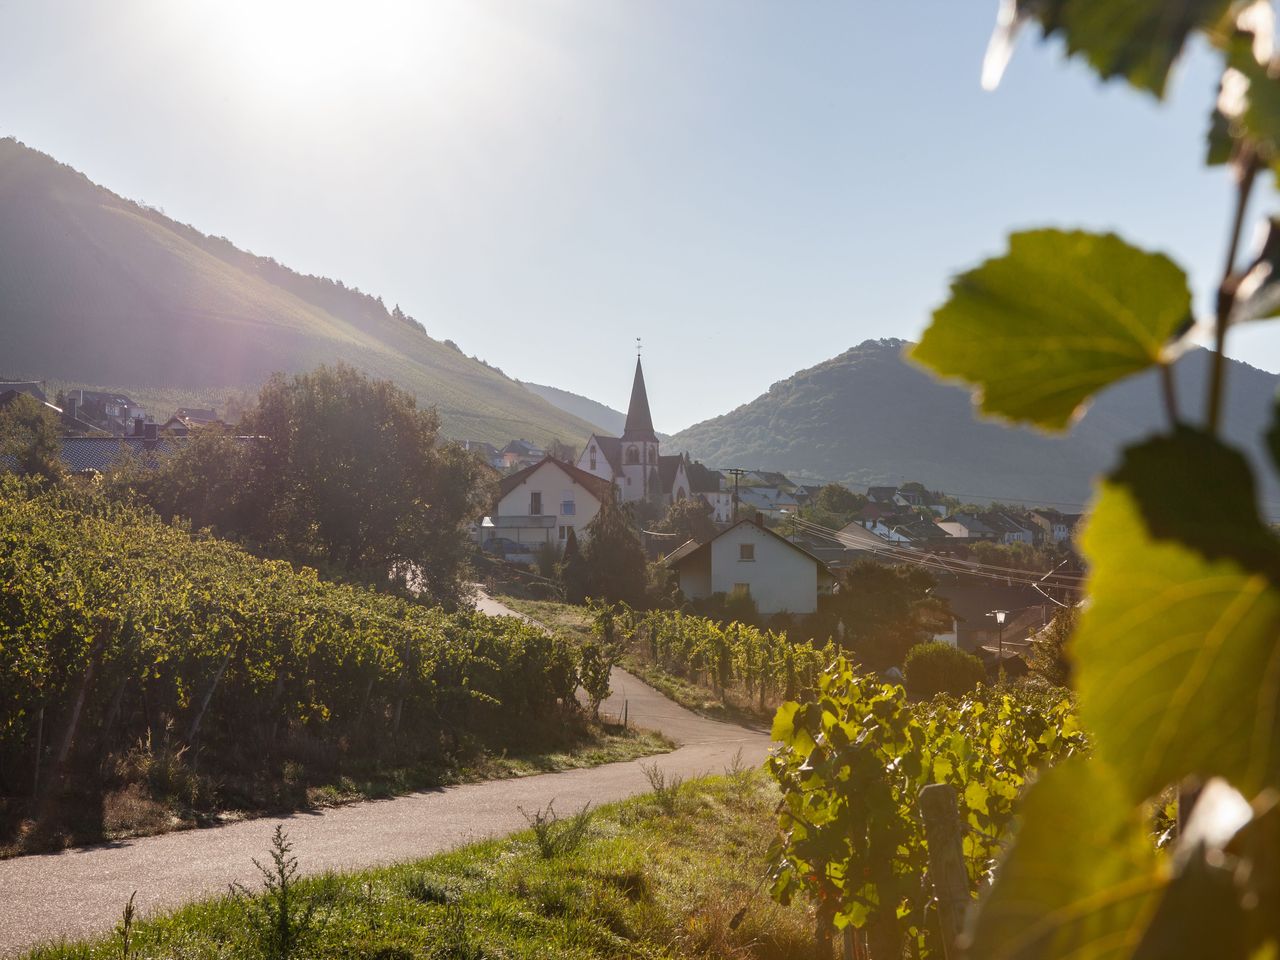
664, 518, 832, 574
867, 486, 898, 503
0, 381, 47, 403
498, 456, 614, 503
621, 358, 657, 442
658, 454, 684, 492
684, 460, 723, 494
585, 434, 622, 473
501, 438, 544, 456
174, 407, 218, 422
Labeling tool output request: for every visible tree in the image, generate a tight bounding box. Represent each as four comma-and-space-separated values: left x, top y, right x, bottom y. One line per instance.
826, 559, 951, 671
0, 393, 63, 483
123, 365, 489, 607
903, 642, 986, 700
557, 527, 589, 604
581, 494, 647, 606
657, 495, 717, 545
814, 482, 865, 517
1028, 605, 1076, 689
546, 439, 576, 463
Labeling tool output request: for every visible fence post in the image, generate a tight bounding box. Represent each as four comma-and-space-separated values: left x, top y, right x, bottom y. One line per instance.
919, 783, 970, 959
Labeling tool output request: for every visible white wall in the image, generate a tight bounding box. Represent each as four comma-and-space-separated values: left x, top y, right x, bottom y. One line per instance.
576, 436, 615, 483
495, 462, 603, 545
707, 523, 820, 615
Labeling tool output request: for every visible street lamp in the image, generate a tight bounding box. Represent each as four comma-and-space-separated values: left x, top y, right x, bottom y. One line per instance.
988, 609, 1008, 679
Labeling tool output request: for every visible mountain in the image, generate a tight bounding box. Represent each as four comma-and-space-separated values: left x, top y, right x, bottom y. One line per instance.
669, 339, 1280, 509
0, 138, 596, 446
521, 382, 626, 435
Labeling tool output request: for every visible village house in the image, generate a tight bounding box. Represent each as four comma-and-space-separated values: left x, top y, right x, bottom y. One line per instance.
980, 510, 1038, 545
685, 461, 733, 523
1028, 508, 1081, 544
935, 512, 998, 541
500, 439, 545, 470
664, 517, 835, 615
485, 456, 613, 552
64, 389, 147, 436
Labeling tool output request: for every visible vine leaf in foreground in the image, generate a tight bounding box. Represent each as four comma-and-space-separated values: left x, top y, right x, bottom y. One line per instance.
910, 230, 1192, 430
1075, 434, 1280, 804
967, 758, 1162, 960
985, 0, 1234, 98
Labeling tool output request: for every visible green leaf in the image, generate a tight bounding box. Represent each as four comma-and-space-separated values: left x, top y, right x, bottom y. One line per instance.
1109, 429, 1280, 584
992, 0, 1233, 98
1075, 466, 1280, 803
968, 758, 1163, 960
1208, 14, 1280, 181
910, 230, 1192, 430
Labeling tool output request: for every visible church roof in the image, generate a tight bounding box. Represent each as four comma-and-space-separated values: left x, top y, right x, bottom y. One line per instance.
622, 357, 657, 442
658, 454, 683, 492
588, 434, 622, 473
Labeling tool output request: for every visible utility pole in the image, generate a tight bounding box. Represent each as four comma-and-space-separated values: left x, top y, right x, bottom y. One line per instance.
726, 468, 748, 524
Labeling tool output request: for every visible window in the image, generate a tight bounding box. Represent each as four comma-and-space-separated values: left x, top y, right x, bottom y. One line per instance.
561, 500, 575, 516
625, 445, 639, 465
558, 525, 569, 540
530, 492, 542, 515
589, 456, 597, 471
739, 543, 755, 561
733, 583, 751, 597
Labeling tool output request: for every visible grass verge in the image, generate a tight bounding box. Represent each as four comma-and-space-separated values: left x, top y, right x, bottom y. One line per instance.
24, 773, 814, 960
4, 722, 671, 860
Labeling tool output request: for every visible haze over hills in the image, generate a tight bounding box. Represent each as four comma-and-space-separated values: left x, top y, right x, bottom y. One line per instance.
0, 139, 596, 446
521, 382, 626, 436
668, 339, 1280, 511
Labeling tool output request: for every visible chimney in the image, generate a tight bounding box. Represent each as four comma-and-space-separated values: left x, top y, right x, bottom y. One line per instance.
144, 422, 158, 441
66, 397, 78, 420
133, 416, 146, 437
754, 513, 765, 528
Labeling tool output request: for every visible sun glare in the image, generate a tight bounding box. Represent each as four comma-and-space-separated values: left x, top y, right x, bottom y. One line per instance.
185, 0, 523, 113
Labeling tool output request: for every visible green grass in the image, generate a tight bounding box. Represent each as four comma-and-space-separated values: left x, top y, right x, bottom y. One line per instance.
494, 597, 775, 727
24, 774, 814, 960
5, 724, 672, 859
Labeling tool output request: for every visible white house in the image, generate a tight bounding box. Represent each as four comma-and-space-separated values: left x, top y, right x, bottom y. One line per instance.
664, 518, 835, 615
488, 456, 614, 550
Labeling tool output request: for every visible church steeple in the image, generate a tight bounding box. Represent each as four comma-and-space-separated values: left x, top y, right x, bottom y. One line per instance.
622, 356, 657, 441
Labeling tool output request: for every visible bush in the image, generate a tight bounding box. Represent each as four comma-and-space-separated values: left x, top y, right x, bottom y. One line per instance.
903, 642, 986, 699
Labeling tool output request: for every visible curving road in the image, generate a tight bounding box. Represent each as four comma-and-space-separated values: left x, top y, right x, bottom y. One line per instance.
0, 591, 770, 956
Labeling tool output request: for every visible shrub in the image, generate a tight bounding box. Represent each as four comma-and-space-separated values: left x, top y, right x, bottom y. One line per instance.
903, 642, 985, 700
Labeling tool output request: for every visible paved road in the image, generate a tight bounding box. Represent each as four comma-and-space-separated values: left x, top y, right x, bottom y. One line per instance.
0, 592, 770, 956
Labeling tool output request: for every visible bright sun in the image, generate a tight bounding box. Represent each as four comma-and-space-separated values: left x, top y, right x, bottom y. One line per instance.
189, 0, 516, 108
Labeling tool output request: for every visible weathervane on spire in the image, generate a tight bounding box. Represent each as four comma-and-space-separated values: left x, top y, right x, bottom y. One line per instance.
636, 337, 642, 358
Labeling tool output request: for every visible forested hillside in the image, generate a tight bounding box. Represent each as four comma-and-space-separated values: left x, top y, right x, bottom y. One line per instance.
670, 339, 1280, 507
0, 139, 594, 446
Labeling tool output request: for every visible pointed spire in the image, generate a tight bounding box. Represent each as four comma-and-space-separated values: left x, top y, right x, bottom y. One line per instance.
622, 356, 657, 441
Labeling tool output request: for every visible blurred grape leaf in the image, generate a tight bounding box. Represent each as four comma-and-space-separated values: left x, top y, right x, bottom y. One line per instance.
967, 758, 1162, 960
992, 0, 1233, 97
911, 230, 1192, 430
1075, 455, 1280, 803
1208, 20, 1280, 180
1109, 429, 1280, 583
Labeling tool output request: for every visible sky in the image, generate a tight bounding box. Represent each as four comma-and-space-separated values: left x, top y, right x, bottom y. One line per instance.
1, 1, 1277, 433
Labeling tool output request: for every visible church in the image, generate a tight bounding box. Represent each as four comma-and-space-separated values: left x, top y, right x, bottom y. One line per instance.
576, 357, 691, 506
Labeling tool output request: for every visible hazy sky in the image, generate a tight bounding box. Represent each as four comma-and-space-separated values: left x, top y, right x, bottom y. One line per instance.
2, 1, 1277, 432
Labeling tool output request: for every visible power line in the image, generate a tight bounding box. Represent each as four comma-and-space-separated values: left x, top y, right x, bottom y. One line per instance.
789, 517, 1088, 591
